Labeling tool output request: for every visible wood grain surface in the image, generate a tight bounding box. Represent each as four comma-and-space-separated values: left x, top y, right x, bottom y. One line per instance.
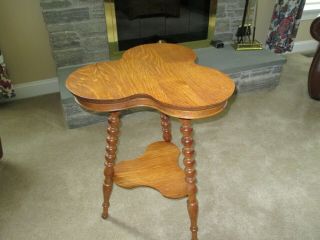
66, 43, 235, 119
114, 141, 187, 199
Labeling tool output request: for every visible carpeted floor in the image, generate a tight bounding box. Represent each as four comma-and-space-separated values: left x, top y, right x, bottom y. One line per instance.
0, 54, 319, 240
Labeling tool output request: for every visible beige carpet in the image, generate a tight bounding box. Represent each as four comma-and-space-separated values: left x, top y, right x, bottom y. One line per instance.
0, 54, 319, 240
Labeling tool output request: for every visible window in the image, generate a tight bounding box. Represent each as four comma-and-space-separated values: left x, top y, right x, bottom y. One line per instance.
303, 0, 320, 20
305, 0, 320, 11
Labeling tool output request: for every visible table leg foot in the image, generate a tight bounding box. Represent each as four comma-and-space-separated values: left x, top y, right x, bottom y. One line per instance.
180, 119, 199, 240
160, 113, 172, 142
102, 112, 120, 219
102, 183, 111, 219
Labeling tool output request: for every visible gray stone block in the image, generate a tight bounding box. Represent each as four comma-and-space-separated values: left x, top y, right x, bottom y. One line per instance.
47, 19, 107, 36
226, 9, 245, 18
237, 75, 280, 93
89, 3, 106, 19
241, 72, 250, 79
217, 5, 226, 18
78, 0, 105, 18
46, 22, 74, 33
79, 0, 103, 3
250, 68, 273, 78
215, 18, 231, 33
228, 72, 241, 79
272, 65, 283, 74
225, 2, 242, 10
50, 31, 81, 50
229, 64, 282, 93
40, 0, 72, 9
53, 48, 85, 67
83, 49, 108, 63
82, 35, 108, 51
73, 19, 107, 36
224, 0, 243, 4
61, 98, 106, 129
230, 18, 244, 33
43, 8, 90, 24
214, 33, 234, 41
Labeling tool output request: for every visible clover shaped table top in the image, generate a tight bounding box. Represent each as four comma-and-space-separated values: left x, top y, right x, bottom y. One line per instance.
66, 43, 235, 119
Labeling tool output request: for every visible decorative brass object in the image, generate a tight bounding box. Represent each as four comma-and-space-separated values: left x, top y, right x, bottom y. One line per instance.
233, 0, 263, 51
104, 0, 218, 59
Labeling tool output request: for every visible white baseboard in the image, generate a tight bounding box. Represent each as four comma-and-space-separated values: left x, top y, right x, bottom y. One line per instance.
292, 40, 318, 53
12, 77, 59, 100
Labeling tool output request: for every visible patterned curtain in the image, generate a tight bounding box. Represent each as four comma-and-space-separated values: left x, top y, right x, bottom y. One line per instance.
0, 51, 15, 99
266, 0, 306, 53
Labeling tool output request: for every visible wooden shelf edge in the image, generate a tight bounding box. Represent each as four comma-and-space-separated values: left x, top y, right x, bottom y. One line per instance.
76, 96, 228, 119
114, 141, 187, 199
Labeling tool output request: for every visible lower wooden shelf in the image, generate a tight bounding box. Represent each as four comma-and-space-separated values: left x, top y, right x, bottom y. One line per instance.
114, 141, 187, 199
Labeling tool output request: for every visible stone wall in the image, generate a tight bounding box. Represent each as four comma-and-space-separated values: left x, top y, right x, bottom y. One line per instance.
40, 0, 109, 68
40, 0, 247, 68
216, 0, 247, 41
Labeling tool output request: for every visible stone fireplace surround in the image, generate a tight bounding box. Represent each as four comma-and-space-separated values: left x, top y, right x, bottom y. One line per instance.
40, 0, 286, 128
41, 0, 247, 68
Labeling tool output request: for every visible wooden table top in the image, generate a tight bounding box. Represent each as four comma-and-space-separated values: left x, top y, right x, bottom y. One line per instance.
66, 43, 235, 119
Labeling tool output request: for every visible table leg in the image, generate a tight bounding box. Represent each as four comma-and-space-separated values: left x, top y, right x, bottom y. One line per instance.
102, 112, 120, 219
180, 119, 198, 240
160, 113, 172, 142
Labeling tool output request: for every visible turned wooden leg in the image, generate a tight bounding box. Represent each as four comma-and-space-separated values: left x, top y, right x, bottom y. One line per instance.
102, 112, 120, 219
160, 113, 172, 142
180, 119, 198, 240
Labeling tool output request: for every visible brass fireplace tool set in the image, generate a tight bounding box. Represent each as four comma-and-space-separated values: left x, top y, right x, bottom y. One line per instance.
233, 0, 263, 51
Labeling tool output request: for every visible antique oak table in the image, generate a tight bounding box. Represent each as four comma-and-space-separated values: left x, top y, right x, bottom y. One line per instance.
66, 43, 235, 240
